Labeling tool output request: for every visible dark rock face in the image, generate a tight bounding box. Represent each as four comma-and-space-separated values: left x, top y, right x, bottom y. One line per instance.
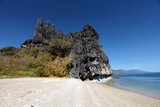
66, 25, 112, 80
34, 18, 44, 42
33, 18, 63, 43
22, 19, 112, 80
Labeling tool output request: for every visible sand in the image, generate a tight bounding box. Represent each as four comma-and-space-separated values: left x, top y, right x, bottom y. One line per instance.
0, 78, 160, 107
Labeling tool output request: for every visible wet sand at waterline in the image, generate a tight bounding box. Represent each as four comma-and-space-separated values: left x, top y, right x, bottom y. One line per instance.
0, 78, 160, 107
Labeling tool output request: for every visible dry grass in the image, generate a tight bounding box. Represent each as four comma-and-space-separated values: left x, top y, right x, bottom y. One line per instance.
0, 47, 72, 77
44, 55, 72, 77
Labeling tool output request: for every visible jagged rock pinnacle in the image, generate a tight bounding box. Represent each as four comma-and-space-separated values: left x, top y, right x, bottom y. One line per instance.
21, 18, 112, 80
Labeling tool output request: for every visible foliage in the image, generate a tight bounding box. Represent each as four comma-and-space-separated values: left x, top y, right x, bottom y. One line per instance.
0, 46, 18, 56
0, 70, 36, 77
27, 61, 44, 69
16, 48, 39, 58
34, 66, 49, 77
49, 38, 73, 57
21, 39, 33, 46
29, 48, 39, 58
0, 45, 72, 78
45, 56, 72, 77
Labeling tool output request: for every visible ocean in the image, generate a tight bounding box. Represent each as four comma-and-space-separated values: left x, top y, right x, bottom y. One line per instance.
107, 72, 160, 99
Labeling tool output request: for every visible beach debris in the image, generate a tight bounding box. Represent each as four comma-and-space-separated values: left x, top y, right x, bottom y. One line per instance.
21, 91, 32, 97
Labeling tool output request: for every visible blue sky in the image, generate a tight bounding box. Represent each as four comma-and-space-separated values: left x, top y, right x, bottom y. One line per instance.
0, 0, 160, 72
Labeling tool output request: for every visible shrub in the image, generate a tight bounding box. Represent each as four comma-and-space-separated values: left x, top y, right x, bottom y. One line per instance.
34, 66, 49, 77
49, 38, 73, 57
45, 56, 72, 77
28, 48, 39, 58
21, 39, 33, 46
0, 43, 73, 78
0, 70, 36, 77
16, 48, 39, 58
27, 61, 44, 69
0, 46, 18, 56
66, 61, 73, 70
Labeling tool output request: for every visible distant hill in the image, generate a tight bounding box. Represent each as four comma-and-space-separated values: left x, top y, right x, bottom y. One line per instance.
112, 69, 148, 75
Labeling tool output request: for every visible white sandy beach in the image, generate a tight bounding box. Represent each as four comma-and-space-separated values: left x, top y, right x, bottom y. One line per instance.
0, 78, 160, 107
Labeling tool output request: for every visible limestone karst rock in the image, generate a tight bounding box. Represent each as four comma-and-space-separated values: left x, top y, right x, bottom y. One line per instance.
34, 18, 44, 42
33, 18, 64, 43
21, 19, 112, 80
65, 25, 112, 80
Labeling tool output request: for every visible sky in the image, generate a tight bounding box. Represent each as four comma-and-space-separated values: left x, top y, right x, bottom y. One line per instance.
0, 0, 160, 72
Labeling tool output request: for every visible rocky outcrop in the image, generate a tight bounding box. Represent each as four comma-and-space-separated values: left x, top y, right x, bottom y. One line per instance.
65, 25, 112, 80
34, 18, 44, 42
21, 18, 112, 80
34, 18, 63, 43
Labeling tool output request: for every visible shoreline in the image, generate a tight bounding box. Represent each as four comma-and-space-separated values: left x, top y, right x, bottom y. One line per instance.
108, 83, 160, 100
106, 78, 160, 100
0, 78, 160, 107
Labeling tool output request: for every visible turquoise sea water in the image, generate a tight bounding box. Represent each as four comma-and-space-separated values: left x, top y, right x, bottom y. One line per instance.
108, 72, 160, 99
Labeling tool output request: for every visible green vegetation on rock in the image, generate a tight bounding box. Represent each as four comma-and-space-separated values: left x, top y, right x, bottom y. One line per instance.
0, 46, 18, 56
47, 38, 73, 57
0, 39, 72, 78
